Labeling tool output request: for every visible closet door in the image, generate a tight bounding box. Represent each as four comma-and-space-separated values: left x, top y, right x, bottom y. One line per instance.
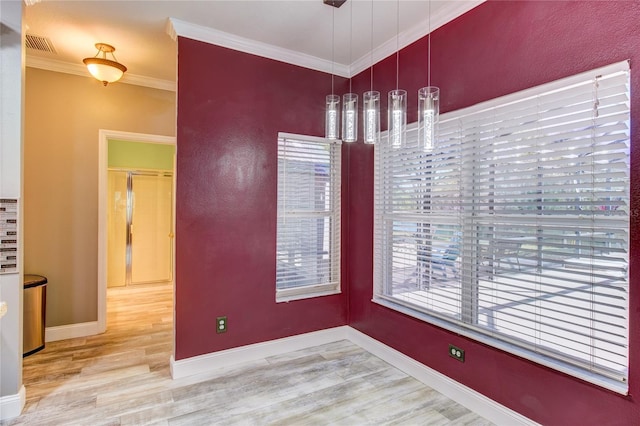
107, 171, 128, 288
130, 174, 173, 284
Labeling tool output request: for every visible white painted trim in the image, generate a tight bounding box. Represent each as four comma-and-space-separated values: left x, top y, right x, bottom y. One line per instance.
167, 18, 350, 78
25, 56, 176, 92
170, 326, 350, 379
26, 1, 484, 87
45, 321, 99, 342
350, 0, 485, 76
170, 326, 535, 425
97, 130, 176, 347
0, 385, 25, 421
168, 2, 484, 80
346, 328, 538, 426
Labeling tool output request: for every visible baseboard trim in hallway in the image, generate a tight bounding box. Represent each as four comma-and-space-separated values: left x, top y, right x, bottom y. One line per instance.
171, 326, 537, 426
45, 321, 99, 343
0, 385, 25, 421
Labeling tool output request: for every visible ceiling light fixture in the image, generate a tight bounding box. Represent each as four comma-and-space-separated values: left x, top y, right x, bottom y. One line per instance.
363, 0, 380, 145
342, 0, 358, 143
418, 0, 439, 151
83, 43, 127, 86
388, 0, 407, 149
325, 4, 340, 139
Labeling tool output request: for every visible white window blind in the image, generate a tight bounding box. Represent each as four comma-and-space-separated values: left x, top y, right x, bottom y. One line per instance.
276, 132, 341, 301
374, 61, 630, 392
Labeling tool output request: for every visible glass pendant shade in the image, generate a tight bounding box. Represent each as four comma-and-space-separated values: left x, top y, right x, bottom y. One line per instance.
363, 91, 380, 144
84, 60, 126, 85
388, 89, 407, 149
342, 93, 358, 142
418, 86, 440, 151
325, 94, 341, 140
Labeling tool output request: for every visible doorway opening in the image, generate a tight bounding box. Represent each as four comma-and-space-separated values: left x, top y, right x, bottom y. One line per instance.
107, 169, 173, 287
98, 130, 176, 334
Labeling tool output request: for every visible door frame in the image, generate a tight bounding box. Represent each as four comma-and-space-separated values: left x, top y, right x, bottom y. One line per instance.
97, 129, 176, 333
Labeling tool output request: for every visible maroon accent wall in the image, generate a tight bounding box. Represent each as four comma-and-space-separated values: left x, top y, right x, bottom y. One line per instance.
175, 39, 349, 360
176, 1, 640, 423
347, 1, 640, 424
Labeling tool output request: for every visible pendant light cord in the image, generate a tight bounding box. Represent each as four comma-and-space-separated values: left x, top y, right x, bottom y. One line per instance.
370, 0, 374, 92
331, 7, 335, 95
428, 0, 432, 87
349, 0, 353, 93
395, 0, 400, 90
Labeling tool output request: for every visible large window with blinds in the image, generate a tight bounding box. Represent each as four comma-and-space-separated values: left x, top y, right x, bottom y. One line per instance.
373, 61, 630, 392
276, 133, 341, 302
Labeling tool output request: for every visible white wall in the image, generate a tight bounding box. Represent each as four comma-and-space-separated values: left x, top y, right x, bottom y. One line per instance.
0, 0, 25, 420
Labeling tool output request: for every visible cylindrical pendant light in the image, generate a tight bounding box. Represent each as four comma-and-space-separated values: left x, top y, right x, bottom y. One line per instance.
388, 0, 406, 149
418, 0, 440, 151
363, 91, 380, 144
342, 93, 358, 142
326, 94, 341, 140
418, 86, 439, 151
341, 0, 357, 143
325, 6, 340, 140
363, 0, 379, 145
388, 89, 407, 149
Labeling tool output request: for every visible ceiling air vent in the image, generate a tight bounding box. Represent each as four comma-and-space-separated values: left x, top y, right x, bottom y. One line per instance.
25, 34, 56, 53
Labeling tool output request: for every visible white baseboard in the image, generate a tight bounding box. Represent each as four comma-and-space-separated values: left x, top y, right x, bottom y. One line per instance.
45, 321, 99, 342
0, 385, 25, 421
346, 328, 538, 426
170, 326, 350, 379
171, 326, 536, 425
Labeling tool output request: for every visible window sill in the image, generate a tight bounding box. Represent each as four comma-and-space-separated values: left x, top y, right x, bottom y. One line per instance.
276, 283, 340, 303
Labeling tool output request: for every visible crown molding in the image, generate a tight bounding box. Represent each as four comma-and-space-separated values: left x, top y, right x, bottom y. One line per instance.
25, 1, 483, 91
166, 17, 351, 78
25, 56, 176, 92
350, 0, 485, 77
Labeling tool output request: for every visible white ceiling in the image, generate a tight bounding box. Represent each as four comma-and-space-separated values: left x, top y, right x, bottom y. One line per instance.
24, 0, 483, 91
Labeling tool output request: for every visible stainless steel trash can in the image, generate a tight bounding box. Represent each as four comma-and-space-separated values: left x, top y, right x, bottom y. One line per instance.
23, 274, 47, 357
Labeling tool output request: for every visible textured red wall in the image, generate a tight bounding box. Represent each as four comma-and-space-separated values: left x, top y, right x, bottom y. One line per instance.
175, 39, 349, 360
176, 1, 640, 423
347, 1, 640, 424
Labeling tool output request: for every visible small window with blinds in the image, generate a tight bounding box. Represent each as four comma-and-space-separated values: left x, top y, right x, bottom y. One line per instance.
276, 132, 341, 302
374, 61, 630, 393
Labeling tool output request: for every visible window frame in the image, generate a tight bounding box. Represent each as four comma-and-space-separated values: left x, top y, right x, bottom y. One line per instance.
373, 61, 630, 394
276, 132, 341, 302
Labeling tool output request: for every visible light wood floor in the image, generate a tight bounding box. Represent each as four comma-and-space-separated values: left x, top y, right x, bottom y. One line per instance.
4, 283, 493, 425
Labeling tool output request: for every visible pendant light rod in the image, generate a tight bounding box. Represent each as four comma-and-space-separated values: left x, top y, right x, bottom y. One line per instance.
349, 0, 353, 94
428, 0, 432, 87
331, 6, 335, 95
395, 0, 400, 90
370, 0, 374, 93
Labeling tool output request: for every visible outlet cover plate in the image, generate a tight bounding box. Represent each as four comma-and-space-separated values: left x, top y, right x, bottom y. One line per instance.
449, 344, 465, 362
216, 316, 227, 334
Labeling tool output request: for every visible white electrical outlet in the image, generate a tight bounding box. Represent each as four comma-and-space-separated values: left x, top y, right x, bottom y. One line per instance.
0, 301, 7, 318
